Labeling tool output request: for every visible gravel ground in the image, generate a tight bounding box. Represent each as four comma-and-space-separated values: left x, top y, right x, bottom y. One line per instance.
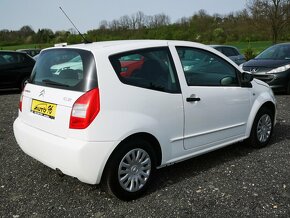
0, 90, 289, 218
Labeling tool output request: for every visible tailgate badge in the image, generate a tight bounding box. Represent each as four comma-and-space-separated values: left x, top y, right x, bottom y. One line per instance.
63, 97, 72, 102
39, 89, 45, 97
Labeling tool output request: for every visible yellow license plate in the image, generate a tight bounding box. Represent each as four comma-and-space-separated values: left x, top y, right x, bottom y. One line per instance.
31, 99, 57, 119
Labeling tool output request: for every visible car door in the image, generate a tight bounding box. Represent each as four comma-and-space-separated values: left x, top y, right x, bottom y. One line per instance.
0, 52, 14, 87
0, 52, 26, 87
175, 46, 252, 151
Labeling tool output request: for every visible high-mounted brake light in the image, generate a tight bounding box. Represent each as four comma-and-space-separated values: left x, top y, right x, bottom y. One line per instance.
69, 88, 100, 129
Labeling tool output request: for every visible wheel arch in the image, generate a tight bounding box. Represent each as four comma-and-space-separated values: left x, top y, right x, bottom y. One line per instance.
100, 132, 162, 182
246, 99, 276, 137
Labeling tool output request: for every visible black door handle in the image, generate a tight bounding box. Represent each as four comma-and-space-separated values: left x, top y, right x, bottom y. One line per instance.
186, 97, 201, 102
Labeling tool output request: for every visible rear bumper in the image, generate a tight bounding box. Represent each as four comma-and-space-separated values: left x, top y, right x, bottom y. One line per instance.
13, 118, 118, 184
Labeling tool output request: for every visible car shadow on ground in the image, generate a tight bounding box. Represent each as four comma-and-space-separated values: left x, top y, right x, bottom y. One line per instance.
0, 89, 20, 95
148, 142, 255, 193
271, 121, 290, 142
146, 121, 290, 195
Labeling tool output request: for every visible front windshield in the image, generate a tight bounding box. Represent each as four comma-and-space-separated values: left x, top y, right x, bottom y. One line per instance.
256, 44, 290, 60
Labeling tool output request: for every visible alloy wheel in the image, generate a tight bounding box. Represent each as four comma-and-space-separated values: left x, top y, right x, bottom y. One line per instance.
256, 114, 272, 143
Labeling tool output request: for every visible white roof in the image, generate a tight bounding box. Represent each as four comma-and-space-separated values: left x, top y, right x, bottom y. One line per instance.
41, 40, 226, 60
44, 40, 208, 53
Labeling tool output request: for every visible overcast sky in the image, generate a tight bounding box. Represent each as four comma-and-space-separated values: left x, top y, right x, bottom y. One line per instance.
0, 0, 247, 33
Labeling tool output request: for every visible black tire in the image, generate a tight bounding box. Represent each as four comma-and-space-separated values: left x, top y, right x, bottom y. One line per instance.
286, 80, 290, 95
101, 138, 156, 201
247, 107, 274, 148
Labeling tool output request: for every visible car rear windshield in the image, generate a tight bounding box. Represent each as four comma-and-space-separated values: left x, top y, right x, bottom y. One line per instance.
30, 48, 98, 92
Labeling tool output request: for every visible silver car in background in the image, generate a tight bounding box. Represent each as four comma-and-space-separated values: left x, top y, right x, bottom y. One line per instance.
210, 45, 246, 65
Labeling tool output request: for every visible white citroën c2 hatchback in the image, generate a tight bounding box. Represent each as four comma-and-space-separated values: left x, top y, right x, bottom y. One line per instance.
14, 40, 276, 200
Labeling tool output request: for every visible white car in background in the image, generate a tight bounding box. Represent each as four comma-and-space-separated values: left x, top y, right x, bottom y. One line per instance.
50, 55, 83, 75
14, 40, 276, 200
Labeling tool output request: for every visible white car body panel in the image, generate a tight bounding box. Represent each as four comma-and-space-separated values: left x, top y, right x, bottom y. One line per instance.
13, 40, 276, 185
14, 117, 117, 184
20, 84, 82, 138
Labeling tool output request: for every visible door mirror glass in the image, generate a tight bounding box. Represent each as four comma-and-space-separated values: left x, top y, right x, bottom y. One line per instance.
220, 76, 234, 86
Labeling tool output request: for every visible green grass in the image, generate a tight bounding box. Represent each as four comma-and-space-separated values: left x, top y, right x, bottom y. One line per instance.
0, 43, 52, 51
228, 41, 273, 55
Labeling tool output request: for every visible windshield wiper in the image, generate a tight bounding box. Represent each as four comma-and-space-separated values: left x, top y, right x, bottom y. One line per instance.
42, 79, 69, 87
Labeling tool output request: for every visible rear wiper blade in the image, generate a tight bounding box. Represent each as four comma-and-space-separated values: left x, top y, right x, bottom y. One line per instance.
42, 79, 69, 87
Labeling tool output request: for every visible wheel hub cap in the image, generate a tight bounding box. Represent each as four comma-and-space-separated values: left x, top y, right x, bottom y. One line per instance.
118, 148, 151, 192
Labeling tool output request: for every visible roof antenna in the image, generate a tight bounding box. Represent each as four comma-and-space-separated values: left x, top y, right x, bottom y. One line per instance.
59, 6, 91, 43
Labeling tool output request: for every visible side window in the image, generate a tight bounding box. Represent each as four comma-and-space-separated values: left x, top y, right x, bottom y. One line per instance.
1, 53, 18, 64
176, 47, 239, 87
223, 47, 238, 57
215, 47, 223, 53
109, 47, 180, 93
19, 53, 29, 63
0, 54, 7, 65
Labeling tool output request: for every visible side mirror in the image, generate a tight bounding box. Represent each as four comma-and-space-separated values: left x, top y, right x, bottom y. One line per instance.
241, 72, 253, 87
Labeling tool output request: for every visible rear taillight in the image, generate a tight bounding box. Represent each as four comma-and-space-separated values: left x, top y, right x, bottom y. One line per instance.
19, 93, 23, 112
19, 84, 27, 112
69, 88, 100, 129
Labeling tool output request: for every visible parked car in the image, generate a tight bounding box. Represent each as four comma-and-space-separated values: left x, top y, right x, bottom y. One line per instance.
50, 55, 83, 75
33, 54, 39, 61
241, 43, 290, 94
210, 45, 246, 65
119, 54, 145, 77
17, 49, 41, 57
14, 40, 276, 200
0, 51, 35, 90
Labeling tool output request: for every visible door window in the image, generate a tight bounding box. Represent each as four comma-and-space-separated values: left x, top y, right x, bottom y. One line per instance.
222, 47, 239, 57
176, 47, 239, 87
110, 47, 181, 93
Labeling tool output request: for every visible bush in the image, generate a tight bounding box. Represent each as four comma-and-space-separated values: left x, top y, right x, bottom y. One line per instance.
244, 47, 256, 60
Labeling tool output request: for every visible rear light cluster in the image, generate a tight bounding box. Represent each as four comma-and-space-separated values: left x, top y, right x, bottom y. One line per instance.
19, 93, 23, 112
69, 88, 100, 129
19, 84, 27, 112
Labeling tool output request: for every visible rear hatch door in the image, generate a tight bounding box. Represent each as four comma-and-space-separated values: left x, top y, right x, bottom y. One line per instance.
21, 84, 83, 138
19, 48, 98, 138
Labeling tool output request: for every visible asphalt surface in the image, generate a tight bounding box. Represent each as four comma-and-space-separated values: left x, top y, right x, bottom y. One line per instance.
0, 90, 289, 218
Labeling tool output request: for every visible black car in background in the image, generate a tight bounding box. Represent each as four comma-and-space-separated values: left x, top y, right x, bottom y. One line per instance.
16, 49, 41, 57
242, 43, 290, 94
0, 51, 35, 90
210, 45, 246, 65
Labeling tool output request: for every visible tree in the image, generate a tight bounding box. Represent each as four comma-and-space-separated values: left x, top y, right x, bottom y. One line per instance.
119, 15, 131, 29
19, 25, 35, 36
247, 0, 290, 43
99, 20, 108, 30
131, 11, 146, 29
35, 28, 54, 43
147, 14, 170, 28
213, 28, 227, 43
